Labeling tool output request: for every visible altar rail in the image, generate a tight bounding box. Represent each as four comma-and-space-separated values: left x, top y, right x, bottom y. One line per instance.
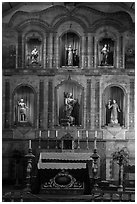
2, 190, 135, 202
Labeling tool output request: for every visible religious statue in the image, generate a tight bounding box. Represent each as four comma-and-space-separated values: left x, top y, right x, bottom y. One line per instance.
64, 92, 79, 125
18, 98, 28, 122
66, 45, 73, 66
108, 99, 120, 125
31, 47, 39, 63
101, 44, 110, 66
106, 99, 112, 125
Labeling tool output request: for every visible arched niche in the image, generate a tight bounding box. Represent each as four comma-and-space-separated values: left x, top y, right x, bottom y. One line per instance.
60, 32, 80, 67
25, 32, 43, 66
55, 79, 84, 127
95, 26, 119, 68
102, 85, 126, 127
13, 85, 36, 126
99, 38, 114, 66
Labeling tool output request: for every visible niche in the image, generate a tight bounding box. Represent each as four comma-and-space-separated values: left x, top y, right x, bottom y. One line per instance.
60, 32, 80, 67
103, 86, 125, 126
13, 85, 35, 126
55, 80, 84, 127
98, 38, 114, 66
25, 32, 42, 66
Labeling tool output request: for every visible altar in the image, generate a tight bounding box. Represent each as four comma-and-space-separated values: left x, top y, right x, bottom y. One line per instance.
36, 152, 93, 195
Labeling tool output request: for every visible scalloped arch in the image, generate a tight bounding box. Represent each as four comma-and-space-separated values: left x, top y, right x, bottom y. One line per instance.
52, 16, 87, 34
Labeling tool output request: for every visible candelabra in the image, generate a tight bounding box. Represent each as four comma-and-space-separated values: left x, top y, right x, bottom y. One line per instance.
25, 143, 35, 192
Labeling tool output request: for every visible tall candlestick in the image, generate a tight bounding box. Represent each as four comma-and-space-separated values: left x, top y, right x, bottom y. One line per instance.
39, 130, 41, 138
29, 140, 31, 149
78, 130, 80, 138
56, 130, 58, 138
86, 130, 88, 138
48, 130, 50, 138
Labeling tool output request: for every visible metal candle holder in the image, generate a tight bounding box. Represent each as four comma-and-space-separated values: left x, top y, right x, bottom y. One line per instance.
91, 134, 100, 191
25, 147, 35, 192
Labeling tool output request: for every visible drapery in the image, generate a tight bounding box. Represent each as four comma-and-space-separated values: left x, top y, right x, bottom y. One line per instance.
13, 86, 34, 124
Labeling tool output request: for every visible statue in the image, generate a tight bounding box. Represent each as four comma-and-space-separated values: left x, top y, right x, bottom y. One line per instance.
66, 45, 73, 66
31, 47, 39, 63
108, 99, 120, 125
18, 98, 28, 122
64, 92, 79, 125
101, 44, 110, 66
106, 99, 112, 125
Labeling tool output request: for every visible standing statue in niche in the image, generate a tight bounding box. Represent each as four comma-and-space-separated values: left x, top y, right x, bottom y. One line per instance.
101, 44, 110, 66
64, 92, 79, 125
18, 98, 28, 122
66, 45, 73, 66
106, 99, 112, 125
31, 47, 39, 63
108, 99, 121, 125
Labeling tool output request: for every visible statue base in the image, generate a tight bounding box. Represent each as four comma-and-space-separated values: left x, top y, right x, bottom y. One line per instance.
108, 123, 120, 127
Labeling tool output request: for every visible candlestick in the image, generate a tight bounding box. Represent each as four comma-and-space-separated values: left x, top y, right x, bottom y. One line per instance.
78, 130, 80, 138
86, 130, 88, 138
29, 140, 31, 149
48, 130, 50, 138
39, 130, 41, 138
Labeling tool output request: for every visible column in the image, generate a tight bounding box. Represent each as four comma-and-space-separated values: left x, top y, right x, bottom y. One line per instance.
39, 80, 44, 129
48, 80, 53, 128
122, 35, 125, 69
116, 36, 120, 68
54, 33, 59, 68
95, 80, 100, 129
17, 32, 22, 68
94, 37, 98, 68
87, 33, 92, 69
86, 79, 91, 128
43, 35, 47, 69
5, 80, 10, 128
119, 35, 124, 68
129, 80, 135, 129
48, 33, 53, 68
81, 35, 86, 68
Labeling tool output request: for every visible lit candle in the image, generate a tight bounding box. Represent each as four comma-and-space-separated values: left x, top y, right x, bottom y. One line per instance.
78, 130, 80, 138
94, 139, 97, 149
39, 130, 41, 138
86, 130, 88, 138
48, 130, 50, 138
56, 130, 58, 138
29, 140, 31, 149
94, 131, 97, 149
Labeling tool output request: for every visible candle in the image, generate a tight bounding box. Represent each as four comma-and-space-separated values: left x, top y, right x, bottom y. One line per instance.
94, 139, 97, 149
48, 130, 50, 138
78, 130, 80, 138
56, 130, 58, 138
86, 130, 88, 138
39, 130, 41, 138
29, 140, 31, 149
95, 131, 97, 138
